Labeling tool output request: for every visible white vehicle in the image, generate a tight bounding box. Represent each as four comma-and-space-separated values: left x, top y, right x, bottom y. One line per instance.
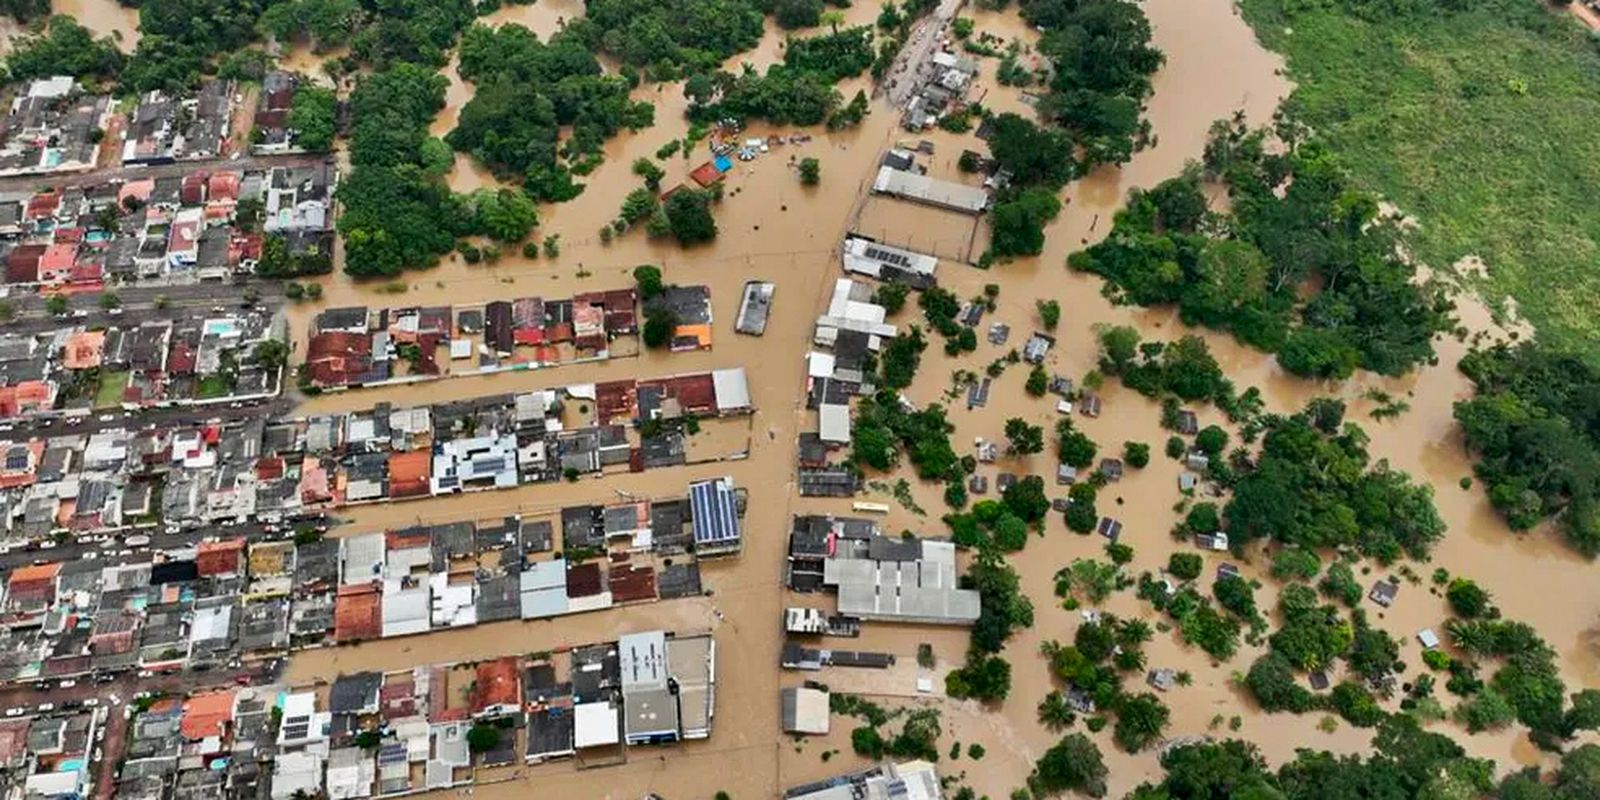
97, 414, 115, 422
84, 698, 99, 708
136, 670, 154, 678
3, 708, 22, 718
57, 680, 76, 689
35, 703, 53, 712
125, 535, 151, 547
107, 307, 123, 317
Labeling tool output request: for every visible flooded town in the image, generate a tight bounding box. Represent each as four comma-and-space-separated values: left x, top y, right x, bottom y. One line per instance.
1, 0, 1599, 799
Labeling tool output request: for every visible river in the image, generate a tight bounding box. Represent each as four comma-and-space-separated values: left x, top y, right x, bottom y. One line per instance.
280, 0, 1599, 797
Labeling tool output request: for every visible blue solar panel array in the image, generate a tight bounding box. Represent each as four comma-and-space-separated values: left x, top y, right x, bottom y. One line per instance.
690, 480, 739, 545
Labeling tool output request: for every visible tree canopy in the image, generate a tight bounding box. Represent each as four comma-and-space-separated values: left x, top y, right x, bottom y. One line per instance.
1072, 122, 1450, 380
4, 16, 123, 83
448, 23, 652, 200
1456, 341, 1600, 556
339, 64, 462, 277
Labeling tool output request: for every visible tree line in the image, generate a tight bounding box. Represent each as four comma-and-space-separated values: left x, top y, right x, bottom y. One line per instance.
1071, 116, 1452, 379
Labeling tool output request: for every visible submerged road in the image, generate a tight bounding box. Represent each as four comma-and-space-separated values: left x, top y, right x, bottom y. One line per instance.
884, 0, 968, 107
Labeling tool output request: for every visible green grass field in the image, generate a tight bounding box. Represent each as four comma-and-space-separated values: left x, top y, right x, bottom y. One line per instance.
94, 371, 129, 409
1240, 0, 1600, 354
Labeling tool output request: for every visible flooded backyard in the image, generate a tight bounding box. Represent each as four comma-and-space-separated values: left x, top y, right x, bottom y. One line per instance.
276, 0, 1600, 797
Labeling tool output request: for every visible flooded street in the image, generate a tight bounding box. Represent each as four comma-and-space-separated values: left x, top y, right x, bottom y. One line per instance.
277, 0, 1600, 797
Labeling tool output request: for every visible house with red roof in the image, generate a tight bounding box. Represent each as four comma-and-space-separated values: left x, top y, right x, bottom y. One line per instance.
196, 537, 247, 577
180, 689, 238, 741
6, 561, 61, 611
470, 657, 521, 717
0, 382, 54, 419
38, 243, 77, 285
6, 243, 44, 283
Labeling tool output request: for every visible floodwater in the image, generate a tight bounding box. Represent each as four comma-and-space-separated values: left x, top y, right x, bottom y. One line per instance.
52, 0, 140, 51
282, 0, 1600, 797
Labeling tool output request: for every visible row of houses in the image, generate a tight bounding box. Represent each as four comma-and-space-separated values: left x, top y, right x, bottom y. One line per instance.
0, 310, 284, 420
0, 476, 739, 688
0, 76, 239, 181
0, 159, 334, 288
797, 277, 902, 498
0, 368, 752, 547
0, 77, 111, 178
304, 287, 661, 389
108, 632, 715, 800
121, 80, 238, 167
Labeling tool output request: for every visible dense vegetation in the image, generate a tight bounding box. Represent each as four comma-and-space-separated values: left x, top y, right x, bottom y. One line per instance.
1019, 0, 1162, 167
575, 0, 766, 76
0, 0, 48, 23
3, 16, 124, 83
1131, 723, 1600, 800
448, 23, 652, 201
120, 0, 276, 92
981, 113, 1071, 261
684, 27, 875, 127
339, 64, 462, 277
287, 84, 337, 152
979, 0, 1164, 263
114, 0, 473, 91
1456, 342, 1600, 556
1240, 0, 1600, 361
1225, 404, 1445, 562
1072, 122, 1451, 380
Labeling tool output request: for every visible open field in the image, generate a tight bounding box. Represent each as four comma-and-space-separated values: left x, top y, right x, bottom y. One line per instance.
1241, 0, 1600, 355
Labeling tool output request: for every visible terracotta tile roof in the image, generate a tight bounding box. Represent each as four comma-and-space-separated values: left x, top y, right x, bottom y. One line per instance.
180, 689, 238, 740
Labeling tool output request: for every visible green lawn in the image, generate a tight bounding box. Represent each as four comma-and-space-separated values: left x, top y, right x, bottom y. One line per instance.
197, 374, 234, 400
94, 370, 129, 409
1240, 0, 1600, 355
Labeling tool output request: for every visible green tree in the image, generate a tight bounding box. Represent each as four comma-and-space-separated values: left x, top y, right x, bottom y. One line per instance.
45, 295, 68, 316
1056, 418, 1098, 467
288, 85, 338, 151
253, 339, 290, 371
643, 307, 677, 348
1030, 733, 1107, 798
664, 189, 718, 244
988, 188, 1062, 258
5, 16, 123, 83
633, 265, 665, 300
1124, 441, 1150, 468
799, 156, 821, 185
1167, 552, 1202, 580
1005, 417, 1045, 455
1446, 578, 1492, 619
470, 188, 539, 242
1037, 299, 1061, 329
1113, 693, 1170, 753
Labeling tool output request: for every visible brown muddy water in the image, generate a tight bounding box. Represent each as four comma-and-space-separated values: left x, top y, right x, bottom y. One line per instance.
51, 0, 140, 51
282, 0, 1598, 797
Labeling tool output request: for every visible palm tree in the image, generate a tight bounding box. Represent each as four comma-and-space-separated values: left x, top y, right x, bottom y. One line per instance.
1037, 691, 1076, 732
820, 10, 846, 32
